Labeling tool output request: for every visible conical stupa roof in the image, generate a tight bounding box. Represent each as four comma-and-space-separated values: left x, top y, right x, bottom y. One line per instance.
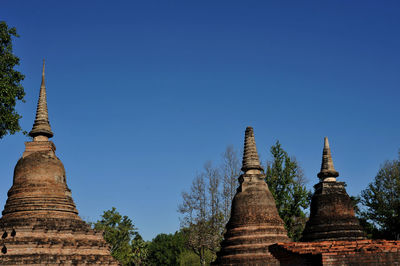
317, 137, 339, 180
241, 126, 263, 173
29, 60, 53, 139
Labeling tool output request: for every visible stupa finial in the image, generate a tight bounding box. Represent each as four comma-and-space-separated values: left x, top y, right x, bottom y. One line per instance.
241, 127, 263, 173
317, 137, 339, 181
29, 59, 53, 140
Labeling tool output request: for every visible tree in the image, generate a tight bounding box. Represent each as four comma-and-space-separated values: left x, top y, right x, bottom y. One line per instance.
131, 234, 149, 266
265, 141, 311, 241
178, 162, 225, 266
221, 145, 240, 225
93, 207, 147, 265
0, 21, 25, 139
350, 195, 382, 239
360, 152, 400, 240
147, 231, 187, 265
178, 248, 215, 266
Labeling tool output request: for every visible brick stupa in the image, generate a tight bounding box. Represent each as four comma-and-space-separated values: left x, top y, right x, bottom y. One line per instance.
300, 137, 365, 242
270, 138, 400, 265
213, 127, 289, 265
0, 62, 118, 265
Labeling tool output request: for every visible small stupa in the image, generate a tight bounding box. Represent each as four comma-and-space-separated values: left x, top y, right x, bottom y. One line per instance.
301, 137, 365, 242
0, 61, 118, 265
213, 127, 289, 265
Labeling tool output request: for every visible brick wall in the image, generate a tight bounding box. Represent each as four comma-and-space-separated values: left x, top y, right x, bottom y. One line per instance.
322, 251, 400, 265
271, 240, 400, 265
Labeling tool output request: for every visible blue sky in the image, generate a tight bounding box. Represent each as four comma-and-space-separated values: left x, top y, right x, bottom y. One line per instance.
1, 1, 399, 241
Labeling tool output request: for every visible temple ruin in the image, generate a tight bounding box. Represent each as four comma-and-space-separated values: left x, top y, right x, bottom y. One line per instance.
300, 137, 365, 241
213, 127, 289, 265
1, 62, 399, 264
0, 62, 118, 265
213, 131, 400, 265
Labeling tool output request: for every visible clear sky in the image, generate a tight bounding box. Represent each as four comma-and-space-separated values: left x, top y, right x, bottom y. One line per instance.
1, 1, 399, 241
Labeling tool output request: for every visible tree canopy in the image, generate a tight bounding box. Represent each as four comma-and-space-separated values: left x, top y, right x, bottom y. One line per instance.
93, 207, 148, 265
0, 21, 25, 139
360, 152, 400, 240
265, 141, 311, 241
147, 231, 187, 265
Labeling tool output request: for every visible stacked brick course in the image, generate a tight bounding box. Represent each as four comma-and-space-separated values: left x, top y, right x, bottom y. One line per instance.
0, 62, 118, 265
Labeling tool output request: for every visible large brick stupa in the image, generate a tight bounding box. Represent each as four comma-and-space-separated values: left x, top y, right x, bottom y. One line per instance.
213, 127, 289, 265
0, 62, 118, 265
300, 137, 365, 242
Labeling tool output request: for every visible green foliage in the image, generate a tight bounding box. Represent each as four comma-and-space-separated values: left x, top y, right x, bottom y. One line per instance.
146, 230, 215, 266
147, 231, 186, 265
265, 141, 311, 241
360, 153, 400, 240
178, 248, 215, 266
179, 250, 202, 266
131, 234, 149, 266
93, 207, 148, 265
350, 196, 381, 239
0, 21, 25, 139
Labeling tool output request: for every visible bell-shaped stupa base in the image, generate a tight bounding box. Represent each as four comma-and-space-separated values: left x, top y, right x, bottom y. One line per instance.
213, 173, 289, 265
301, 181, 365, 242
0, 141, 118, 265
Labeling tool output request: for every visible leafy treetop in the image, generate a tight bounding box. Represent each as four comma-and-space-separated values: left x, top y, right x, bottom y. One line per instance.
265, 140, 311, 241
360, 152, 400, 240
0, 21, 25, 139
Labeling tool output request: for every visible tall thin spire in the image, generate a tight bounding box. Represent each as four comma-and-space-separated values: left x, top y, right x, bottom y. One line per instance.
29, 59, 53, 140
317, 137, 339, 181
241, 127, 263, 173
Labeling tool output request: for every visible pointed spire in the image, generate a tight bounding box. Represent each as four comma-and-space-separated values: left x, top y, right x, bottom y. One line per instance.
317, 137, 339, 181
29, 60, 53, 140
241, 127, 263, 173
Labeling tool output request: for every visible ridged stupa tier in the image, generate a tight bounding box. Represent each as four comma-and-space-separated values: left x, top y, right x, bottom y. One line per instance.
0, 61, 118, 265
301, 137, 365, 242
213, 127, 289, 265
